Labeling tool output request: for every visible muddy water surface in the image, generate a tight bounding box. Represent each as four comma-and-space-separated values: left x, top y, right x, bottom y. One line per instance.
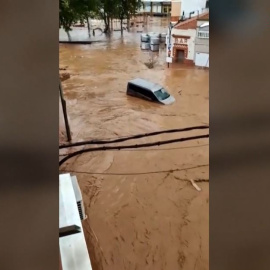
60, 19, 209, 270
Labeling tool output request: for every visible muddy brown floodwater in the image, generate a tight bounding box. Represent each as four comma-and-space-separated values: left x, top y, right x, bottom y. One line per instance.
59, 17, 209, 270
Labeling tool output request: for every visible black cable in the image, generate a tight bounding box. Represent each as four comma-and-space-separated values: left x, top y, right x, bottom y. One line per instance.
59, 143, 209, 156
59, 134, 209, 167
59, 125, 209, 149
59, 164, 209, 176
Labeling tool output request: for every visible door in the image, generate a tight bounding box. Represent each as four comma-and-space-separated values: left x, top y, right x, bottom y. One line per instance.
177, 50, 185, 62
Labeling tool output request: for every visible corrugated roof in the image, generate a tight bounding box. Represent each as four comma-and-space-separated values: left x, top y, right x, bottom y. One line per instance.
174, 12, 209, 30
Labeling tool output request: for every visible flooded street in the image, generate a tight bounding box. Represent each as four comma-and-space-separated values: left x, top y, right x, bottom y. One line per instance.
60, 17, 209, 270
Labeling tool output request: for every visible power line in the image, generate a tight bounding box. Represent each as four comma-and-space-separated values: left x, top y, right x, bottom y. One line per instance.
59, 134, 209, 167
59, 143, 209, 156
60, 164, 209, 176
59, 125, 209, 149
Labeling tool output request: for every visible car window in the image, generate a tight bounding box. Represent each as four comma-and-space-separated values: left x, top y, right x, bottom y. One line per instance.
154, 88, 170, 100
130, 84, 154, 100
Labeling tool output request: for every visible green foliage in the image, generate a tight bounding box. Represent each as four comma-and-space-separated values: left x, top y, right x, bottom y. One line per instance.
59, 0, 78, 32
59, 0, 142, 33
59, 0, 96, 31
115, 0, 142, 20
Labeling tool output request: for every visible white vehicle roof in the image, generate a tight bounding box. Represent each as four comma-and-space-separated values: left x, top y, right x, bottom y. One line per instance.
128, 78, 163, 93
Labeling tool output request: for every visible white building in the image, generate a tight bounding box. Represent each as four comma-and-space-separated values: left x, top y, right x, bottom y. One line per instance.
167, 11, 209, 65
194, 20, 209, 67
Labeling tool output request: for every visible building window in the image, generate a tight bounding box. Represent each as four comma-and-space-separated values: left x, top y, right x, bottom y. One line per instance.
198, 31, 209, 39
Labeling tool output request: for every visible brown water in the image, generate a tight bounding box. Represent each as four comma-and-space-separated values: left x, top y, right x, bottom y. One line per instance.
60, 17, 209, 270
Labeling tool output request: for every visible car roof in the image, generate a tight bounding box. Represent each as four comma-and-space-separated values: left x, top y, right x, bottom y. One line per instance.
128, 78, 162, 93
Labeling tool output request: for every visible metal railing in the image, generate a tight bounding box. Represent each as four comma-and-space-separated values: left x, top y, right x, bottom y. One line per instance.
198, 31, 209, 39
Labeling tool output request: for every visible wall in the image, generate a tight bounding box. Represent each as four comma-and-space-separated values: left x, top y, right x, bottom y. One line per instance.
195, 52, 209, 67
140, 1, 170, 14
171, 1, 181, 21
195, 38, 209, 53
195, 19, 209, 54
171, 28, 196, 61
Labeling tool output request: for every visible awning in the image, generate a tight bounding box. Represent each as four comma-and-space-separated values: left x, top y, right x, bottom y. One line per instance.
200, 22, 209, 28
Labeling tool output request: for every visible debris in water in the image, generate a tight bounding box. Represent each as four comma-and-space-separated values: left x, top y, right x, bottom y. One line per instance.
59, 72, 70, 82
190, 179, 201, 191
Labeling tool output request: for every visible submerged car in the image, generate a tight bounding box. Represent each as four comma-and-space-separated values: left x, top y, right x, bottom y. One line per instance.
126, 78, 175, 105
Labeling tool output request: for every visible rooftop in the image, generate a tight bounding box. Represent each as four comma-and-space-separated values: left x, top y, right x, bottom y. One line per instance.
174, 12, 209, 30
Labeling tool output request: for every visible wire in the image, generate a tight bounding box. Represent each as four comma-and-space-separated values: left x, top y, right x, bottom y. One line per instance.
59, 125, 209, 149
59, 143, 209, 156
59, 164, 209, 176
59, 134, 209, 167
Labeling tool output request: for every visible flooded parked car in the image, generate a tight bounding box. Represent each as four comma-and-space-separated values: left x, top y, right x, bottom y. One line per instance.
126, 78, 175, 105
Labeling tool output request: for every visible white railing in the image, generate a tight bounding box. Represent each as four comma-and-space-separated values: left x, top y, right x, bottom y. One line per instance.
198, 31, 209, 39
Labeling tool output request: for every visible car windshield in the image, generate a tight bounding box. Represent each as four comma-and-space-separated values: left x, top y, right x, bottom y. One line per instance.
154, 88, 170, 100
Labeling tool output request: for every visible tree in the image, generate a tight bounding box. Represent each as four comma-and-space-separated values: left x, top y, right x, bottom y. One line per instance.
59, 0, 142, 37
59, 0, 97, 39
59, 0, 79, 40
69, 0, 97, 36
115, 0, 142, 35
95, 0, 116, 34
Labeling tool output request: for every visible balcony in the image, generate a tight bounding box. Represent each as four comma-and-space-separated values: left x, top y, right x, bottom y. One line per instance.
197, 31, 209, 39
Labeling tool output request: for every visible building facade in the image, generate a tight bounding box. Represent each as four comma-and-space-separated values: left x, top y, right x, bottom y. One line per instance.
171, 0, 181, 21
167, 11, 209, 65
194, 19, 209, 67
139, 0, 208, 21
140, 0, 172, 16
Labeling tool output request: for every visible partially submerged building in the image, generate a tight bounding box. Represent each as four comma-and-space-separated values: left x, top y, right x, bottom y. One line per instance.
166, 11, 209, 66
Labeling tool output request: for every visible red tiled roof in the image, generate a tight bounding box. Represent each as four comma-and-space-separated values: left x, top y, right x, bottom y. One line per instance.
174, 12, 209, 30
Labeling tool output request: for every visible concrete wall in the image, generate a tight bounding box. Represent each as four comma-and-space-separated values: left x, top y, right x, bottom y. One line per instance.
171, 28, 196, 60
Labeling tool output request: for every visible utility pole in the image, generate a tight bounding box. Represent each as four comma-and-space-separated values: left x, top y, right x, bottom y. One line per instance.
59, 81, 72, 142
